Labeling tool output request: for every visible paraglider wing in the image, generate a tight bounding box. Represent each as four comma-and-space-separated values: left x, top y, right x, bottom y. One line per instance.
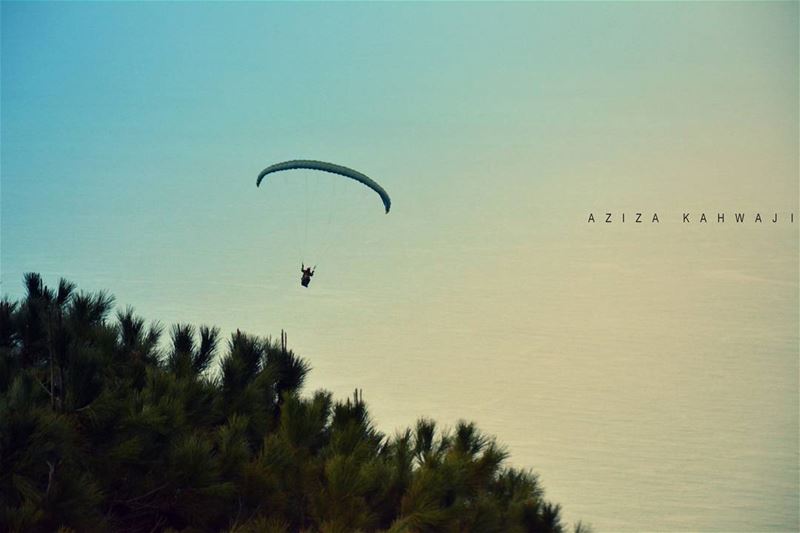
256, 160, 391, 213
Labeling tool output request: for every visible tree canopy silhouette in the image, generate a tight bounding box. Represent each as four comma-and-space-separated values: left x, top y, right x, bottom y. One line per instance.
0, 273, 589, 533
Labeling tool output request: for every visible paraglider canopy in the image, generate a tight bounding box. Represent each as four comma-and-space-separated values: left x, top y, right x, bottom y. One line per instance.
256, 160, 391, 213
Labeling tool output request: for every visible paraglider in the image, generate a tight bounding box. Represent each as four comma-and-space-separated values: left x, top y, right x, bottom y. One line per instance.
301, 263, 315, 288
256, 160, 391, 287
256, 160, 391, 213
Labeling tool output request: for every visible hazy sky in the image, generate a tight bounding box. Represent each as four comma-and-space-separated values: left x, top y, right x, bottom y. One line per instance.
3, 1, 796, 302
2, 2, 798, 530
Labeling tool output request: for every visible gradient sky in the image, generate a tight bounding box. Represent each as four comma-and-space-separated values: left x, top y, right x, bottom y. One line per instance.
3, 1, 797, 300
2, 2, 798, 531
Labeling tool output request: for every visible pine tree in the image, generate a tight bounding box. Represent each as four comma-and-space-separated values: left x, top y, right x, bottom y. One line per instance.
0, 274, 586, 533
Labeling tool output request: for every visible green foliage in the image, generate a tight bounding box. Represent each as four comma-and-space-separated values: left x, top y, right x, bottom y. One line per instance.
0, 274, 576, 532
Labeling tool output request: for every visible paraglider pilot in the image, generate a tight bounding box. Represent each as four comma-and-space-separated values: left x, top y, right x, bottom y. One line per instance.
301, 264, 315, 287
